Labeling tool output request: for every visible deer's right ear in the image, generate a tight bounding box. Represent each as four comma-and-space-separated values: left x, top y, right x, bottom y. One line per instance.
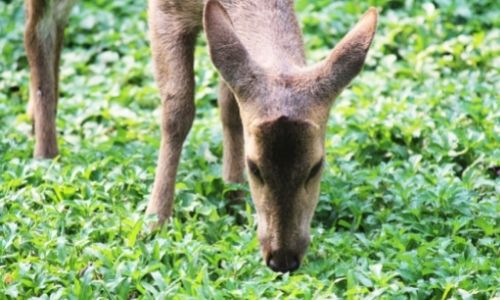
204, 0, 258, 96
304, 8, 377, 101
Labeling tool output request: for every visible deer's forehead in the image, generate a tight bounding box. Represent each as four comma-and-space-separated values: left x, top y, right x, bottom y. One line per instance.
247, 116, 322, 165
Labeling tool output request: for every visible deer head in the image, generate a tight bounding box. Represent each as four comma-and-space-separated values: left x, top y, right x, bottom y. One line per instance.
204, 0, 377, 272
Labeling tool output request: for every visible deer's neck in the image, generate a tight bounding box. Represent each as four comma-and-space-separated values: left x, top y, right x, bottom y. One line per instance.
223, 0, 306, 72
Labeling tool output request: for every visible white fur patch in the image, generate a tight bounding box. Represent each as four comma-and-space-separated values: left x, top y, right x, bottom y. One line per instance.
37, 6, 56, 42
55, 0, 77, 23
36, 0, 76, 41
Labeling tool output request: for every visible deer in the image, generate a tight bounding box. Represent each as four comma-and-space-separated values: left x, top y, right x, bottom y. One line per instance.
25, 0, 377, 273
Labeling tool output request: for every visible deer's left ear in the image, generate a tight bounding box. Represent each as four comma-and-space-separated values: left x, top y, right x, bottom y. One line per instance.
204, 0, 260, 97
306, 8, 378, 101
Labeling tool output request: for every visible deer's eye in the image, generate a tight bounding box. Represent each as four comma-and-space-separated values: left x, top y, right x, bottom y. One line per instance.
308, 158, 324, 181
247, 159, 263, 183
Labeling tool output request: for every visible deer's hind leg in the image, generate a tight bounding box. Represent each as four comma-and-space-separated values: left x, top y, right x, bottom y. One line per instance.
146, 0, 201, 224
25, 0, 75, 158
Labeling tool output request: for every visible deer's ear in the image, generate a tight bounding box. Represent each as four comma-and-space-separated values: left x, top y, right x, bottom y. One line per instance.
307, 8, 378, 101
204, 0, 258, 96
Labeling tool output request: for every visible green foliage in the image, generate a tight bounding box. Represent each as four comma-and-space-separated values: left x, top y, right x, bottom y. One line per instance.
1, 0, 499, 298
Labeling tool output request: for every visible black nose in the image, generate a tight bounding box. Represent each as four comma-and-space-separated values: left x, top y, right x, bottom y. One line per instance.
266, 251, 300, 273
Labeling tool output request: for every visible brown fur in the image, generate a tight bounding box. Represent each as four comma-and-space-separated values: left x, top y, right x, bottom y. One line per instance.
24, 0, 377, 272
203, 0, 377, 272
25, 0, 76, 158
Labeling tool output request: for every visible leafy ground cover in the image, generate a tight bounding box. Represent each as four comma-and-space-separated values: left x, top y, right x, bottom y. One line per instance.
0, 0, 499, 298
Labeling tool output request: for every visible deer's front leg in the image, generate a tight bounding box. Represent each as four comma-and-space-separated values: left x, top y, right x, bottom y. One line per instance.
146, 5, 199, 224
219, 81, 245, 203
24, 0, 74, 158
